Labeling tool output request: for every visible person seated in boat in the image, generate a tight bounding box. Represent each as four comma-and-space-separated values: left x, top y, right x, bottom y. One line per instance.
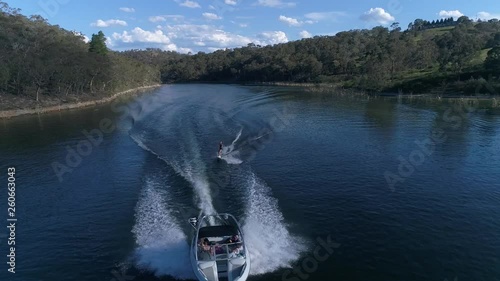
214, 245, 226, 255
198, 238, 214, 260
200, 238, 212, 252
229, 242, 243, 257
224, 234, 240, 244
232, 235, 240, 242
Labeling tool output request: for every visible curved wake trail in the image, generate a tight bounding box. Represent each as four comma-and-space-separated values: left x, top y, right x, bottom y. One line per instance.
220, 128, 244, 164
171, 127, 216, 215
130, 131, 216, 215
126, 86, 306, 277
132, 176, 194, 280
241, 173, 306, 275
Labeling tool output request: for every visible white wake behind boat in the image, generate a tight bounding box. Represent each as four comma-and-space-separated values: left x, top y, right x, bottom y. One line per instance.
189, 213, 250, 281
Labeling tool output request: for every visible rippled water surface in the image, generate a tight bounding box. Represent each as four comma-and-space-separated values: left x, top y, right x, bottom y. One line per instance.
0, 84, 499, 281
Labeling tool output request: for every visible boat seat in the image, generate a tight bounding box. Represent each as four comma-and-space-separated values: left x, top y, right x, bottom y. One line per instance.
229, 257, 245, 266
228, 257, 246, 281
199, 261, 218, 281
199, 261, 216, 270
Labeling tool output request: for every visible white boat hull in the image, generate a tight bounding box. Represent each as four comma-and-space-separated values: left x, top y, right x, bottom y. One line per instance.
189, 214, 250, 281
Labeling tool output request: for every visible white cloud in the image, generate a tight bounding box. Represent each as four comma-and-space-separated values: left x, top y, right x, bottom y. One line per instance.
165, 24, 287, 50
72, 31, 90, 43
105, 37, 114, 48
209, 31, 249, 46
179, 0, 201, 8
166, 24, 252, 48
119, 7, 135, 13
112, 27, 171, 44
225, 0, 237, 5
438, 10, 464, 19
178, 47, 193, 54
208, 47, 227, 52
203, 12, 222, 20
163, 44, 192, 53
231, 21, 248, 27
91, 19, 128, 27
477, 11, 500, 20
108, 23, 288, 53
149, 16, 167, 23
149, 15, 184, 23
256, 0, 296, 8
164, 43, 178, 51
299, 30, 312, 38
304, 11, 346, 21
360, 8, 395, 25
256, 31, 288, 45
279, 15, 301, 26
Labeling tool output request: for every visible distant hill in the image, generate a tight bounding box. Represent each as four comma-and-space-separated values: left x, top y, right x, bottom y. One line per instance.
123, 16, 500, 95
1, 0, 499, 102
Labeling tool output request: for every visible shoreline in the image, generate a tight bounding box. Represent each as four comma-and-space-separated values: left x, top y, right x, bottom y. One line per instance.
0, 84, 162, 119
242, 82, 500, 100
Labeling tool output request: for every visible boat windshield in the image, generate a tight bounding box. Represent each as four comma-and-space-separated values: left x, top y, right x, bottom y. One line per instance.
196, 214, 245, 261
197, 239, 245, 261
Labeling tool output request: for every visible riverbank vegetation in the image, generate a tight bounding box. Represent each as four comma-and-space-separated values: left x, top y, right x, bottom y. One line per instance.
125, 17, 500, 95
1, 0, 500, 111
0, 2, 160, 111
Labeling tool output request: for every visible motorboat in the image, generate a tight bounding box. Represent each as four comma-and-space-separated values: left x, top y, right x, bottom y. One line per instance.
189, 213, 250, 281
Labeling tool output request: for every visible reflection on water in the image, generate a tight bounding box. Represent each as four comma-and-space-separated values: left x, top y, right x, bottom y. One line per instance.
364, 97, 397, 139
0, 85, 500, 281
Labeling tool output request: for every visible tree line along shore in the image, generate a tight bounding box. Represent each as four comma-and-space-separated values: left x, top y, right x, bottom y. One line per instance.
0, 2, 160, 114
1, 2, 500, 117
126, 17, 500, 96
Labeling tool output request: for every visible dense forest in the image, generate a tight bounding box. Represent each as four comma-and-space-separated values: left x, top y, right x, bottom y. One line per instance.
0, 2, 160, 106
123, 16, 500, 95
1, 0, 500, 107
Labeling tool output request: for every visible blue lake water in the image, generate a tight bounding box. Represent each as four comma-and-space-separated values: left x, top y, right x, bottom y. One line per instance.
0, 84, 499, 281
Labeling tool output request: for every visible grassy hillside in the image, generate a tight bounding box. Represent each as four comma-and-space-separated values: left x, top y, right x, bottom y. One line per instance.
123, 16, 500, 95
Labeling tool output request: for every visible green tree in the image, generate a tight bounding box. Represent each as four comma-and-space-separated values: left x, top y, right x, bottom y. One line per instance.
412, 19, 425, 30
485, 47, 500, 71
89, 31, 108, 55
390, 22, 400, 31
435, 25, 480, 74
457, 16, 472, 27
489, 33, 500, 47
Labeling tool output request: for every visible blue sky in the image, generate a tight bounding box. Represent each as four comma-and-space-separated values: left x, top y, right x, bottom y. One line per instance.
6, 0, 500, 53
